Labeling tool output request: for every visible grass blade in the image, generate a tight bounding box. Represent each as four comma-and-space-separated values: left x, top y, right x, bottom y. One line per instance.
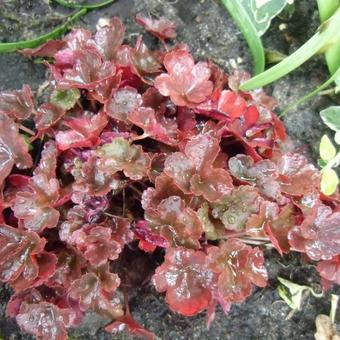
239, 8, 340, 91
220, 0, 265, 75
0, 8, 87, 53
53, 0, 115, 9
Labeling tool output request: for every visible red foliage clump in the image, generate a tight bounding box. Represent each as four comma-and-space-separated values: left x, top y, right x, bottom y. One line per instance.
0, 15, 338, 340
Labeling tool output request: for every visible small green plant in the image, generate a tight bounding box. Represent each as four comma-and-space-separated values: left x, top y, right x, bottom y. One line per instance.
277, 277, 323, 310
319, 106, 340, 196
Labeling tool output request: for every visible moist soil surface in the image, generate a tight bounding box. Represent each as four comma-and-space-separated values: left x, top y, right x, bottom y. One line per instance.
0, 1, 339, 339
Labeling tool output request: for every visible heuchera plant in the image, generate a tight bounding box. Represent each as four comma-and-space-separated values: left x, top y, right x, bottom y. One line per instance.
0, 14, 339, 340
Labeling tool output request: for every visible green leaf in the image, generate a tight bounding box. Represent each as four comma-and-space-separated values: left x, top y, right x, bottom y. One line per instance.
321, 168, 339, 196
220, 0, 265, 74
320, 106, 340, 132
320, 135, 336, 161
238, 0, 294, 37
51, 89, 80, 110
239, 8, 340, 91
335, 131, 340, 145
265, 49, 287, 64
277, 277, 323, 311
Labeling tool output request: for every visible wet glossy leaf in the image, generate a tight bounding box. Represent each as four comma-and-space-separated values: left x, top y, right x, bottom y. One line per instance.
97, 137, 151, 180
153, 247, 215, 316
155, 50, 213, 107
0, 112, 33, 186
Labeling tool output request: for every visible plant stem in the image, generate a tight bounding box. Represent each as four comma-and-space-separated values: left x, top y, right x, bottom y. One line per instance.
239, 8, 340, 91
317, 0, 340, 75
0, 8, 87, 53
317, 0, 339, 21
53, 0, 115, 9
281, 66, 340, 115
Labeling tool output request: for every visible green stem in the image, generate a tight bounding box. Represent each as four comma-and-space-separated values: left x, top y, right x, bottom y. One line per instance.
239, 8, 340, 91
317, 0, 340, 75
53, 0, 115, 9
281, 66, 340, 115
220, 0, 265, 75
324, 151, 340, 171
0, 8, 87, 53
317, 0, 339, 21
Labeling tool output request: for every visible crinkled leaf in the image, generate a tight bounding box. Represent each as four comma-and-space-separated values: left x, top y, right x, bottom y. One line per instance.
128, 107, 178, 145
155, 50, 213, 107
0, 85, 34, 120
68, 268, 122, 318
317, 255, 340, 285
207, 239, 267, 302
97, 137, 151, 180
0, 112, 33, 186
94, 17, 125, 61
0, 224, 45, 289
56, 111, 108, 151
135, 13, 177, 40
288, 204, 340, 261
145, 196, 203, 249
16, 302, 75, 340
105, 86, 142, 121
13, 174, 60, 233
153, 247, 214, 316
211, 186, 262, 231
35, 103, 65, 132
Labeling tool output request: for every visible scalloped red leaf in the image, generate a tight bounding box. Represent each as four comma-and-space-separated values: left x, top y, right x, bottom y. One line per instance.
97, 137, 151, 180
16, 302, 76, 340
72, 225, 122, 267
207, 239, 267, 302
0, 112, 33, 186
94, 17, 125, 61
155, 50, 213, 107
35, 103, 65, 132
128, 106, 178, 145
56, 111, 108, 151
0, 85, 34, 120
135, 13, 177, 40
276, 153, 321, 196
21, 40, 66, 57
13, 174, 60, 233
317, 255, 340, 286
71, 155, 124, 198
145, 196, 202, 249
211, 186, 262, 231
0, 224, 46, 289
288, 203, 340, 261
68, 266, 122, 318
105, 86, 142, 121
55, 50, 116, 90
153, 247, 215, 316
164, 133, 233, 201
